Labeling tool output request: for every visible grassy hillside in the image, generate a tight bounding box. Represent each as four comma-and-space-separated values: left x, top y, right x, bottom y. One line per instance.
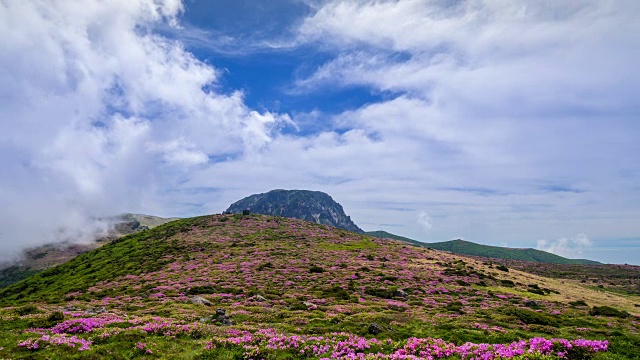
426, 239, 601, 265
0, 215, 636, 359
367, 231, 599, 265
364, 230, 427, 247
496, 260, 640, 296
368, 232, 639, 296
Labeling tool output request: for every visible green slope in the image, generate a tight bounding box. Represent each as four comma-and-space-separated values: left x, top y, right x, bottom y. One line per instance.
426, 239, 600, 264
0, 214, 636, 359
364, 231, 426, 247
366, 232, 600, 265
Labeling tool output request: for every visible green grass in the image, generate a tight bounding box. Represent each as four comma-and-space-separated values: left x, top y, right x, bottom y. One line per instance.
318, 238, 379, 251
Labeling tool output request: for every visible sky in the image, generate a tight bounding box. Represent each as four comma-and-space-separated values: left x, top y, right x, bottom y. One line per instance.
1, 0, 639, 264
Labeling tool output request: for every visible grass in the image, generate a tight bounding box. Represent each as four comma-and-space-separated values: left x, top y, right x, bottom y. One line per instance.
0, 214, 637, 359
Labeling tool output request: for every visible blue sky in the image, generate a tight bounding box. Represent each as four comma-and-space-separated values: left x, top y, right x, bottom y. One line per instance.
1, 0, 640, 264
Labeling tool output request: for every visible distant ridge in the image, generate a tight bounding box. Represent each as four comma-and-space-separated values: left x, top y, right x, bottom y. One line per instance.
364, 231, 425, 247
367, 231, 601, 265
426, 239, 601, 265
226, 189, 363, 233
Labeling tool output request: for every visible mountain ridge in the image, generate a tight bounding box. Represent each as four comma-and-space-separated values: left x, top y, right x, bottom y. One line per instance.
366, 231, 600, 265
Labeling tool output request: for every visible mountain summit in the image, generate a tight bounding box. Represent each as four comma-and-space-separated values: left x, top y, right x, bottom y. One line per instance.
226, 189, 363, 233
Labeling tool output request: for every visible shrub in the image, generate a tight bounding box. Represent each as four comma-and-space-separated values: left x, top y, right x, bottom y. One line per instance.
364, 287, 393, 299
528, 288, 546, 295
445, 301, 464, 313
186, 286, 216, 295
47, 311, 65, 322
496, 265, 509, 272
569, 300, 588, 307
322, 286, 351, 300
500, 279, 515, 287
589, 306, 629, 318
507, 308, 558, 327
15, 305, 39, 316
309, 265, 324, 273
256, 262, 273, 271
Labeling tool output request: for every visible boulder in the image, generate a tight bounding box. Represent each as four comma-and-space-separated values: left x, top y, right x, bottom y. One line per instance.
393, 289, 408, 298
368, 323, 382, 335
83, 307, 107, 315
189, 296, 212, 306
61, 306, 80, 312
216, 308, 232, 326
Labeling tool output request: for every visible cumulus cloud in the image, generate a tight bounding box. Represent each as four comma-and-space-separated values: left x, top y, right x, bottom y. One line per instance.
279, 0, 640, 248
0, 0, 288, 262
537, 234, 593, 258
174, 1, 640, 256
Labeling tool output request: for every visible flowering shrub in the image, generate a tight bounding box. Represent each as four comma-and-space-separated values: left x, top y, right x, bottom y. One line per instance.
51, 316, 121, 334
18, 334, 91, 351
201, 328, 608, 360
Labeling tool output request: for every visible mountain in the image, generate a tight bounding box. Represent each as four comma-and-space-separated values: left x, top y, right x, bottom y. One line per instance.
0, 214, 634, 359
0, 213, 178, 288
426, 239, 601, 265
364, 230, 427, 247
226, 189, 363, 233
366, 232, 600, 265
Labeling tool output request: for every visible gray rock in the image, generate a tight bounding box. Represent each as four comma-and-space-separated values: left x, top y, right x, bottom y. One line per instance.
83, 307, 107, 315
216, 308, 231, 326
199, 315, 215, 323
255, 295, 268, 302
303, 301, 315, 307
189, 296, 212, 306
393, 289, 408, 298
61, 306, 80, 312
524, 300, 540, 308
368, 323, 382, 335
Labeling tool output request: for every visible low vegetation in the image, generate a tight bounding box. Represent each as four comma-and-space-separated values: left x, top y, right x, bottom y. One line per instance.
0, 215, 637, 359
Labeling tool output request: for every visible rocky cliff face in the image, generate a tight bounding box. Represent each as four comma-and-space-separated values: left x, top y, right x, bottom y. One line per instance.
226, 189, 363, 233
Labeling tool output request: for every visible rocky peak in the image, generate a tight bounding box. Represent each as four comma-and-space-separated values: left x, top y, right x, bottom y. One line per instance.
225, 189, 363, 233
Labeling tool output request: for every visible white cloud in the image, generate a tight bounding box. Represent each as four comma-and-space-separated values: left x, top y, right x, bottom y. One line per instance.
417, 211, 433, 231
537, 234, 593, 258
0, 0, 288, 262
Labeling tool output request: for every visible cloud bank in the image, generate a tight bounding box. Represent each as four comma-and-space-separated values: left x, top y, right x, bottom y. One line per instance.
537, 234, 593, 259
0, 0, 288, 262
